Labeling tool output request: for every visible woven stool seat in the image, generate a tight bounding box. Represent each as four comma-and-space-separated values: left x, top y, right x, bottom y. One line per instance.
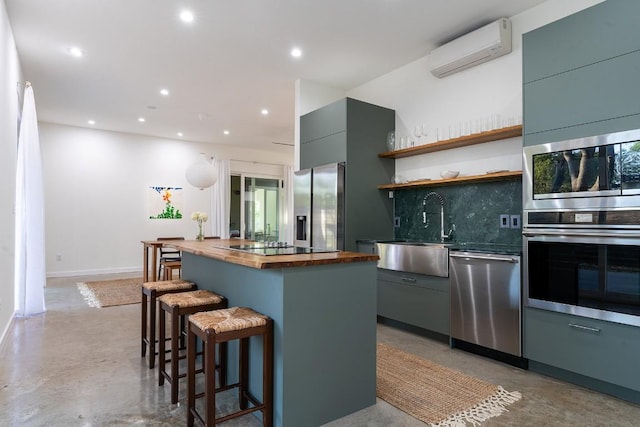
142, 279, 194, 292
159, 290, 225, 308
187, 306, 273, 426
189, 307, 269, 334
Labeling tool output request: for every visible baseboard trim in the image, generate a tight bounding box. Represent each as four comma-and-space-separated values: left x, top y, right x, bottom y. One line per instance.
46, 266, 142, 278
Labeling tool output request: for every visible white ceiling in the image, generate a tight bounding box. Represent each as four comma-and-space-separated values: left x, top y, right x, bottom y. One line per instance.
6, 0, 546, 152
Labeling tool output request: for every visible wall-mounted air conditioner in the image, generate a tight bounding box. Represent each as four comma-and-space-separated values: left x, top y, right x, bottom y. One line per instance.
429, 18, 512, 78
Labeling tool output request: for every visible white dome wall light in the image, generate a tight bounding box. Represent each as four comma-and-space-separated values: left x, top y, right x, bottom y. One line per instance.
186, 154, 218, 190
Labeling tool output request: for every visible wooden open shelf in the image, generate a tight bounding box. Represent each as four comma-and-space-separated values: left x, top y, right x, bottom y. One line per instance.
378, 125, 523, 159
378, 170, 522, 190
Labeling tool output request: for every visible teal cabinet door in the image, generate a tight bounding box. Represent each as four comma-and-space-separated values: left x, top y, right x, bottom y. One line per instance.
523, 0, 640, 84
522, 0, 640, 146
377, 269, 449, 335
525, 307, 640, 392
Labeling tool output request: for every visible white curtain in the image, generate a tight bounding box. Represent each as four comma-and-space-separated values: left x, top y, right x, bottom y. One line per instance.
280, 165, 294, 244
210, 159, 230, 239
15, 84, 46, 316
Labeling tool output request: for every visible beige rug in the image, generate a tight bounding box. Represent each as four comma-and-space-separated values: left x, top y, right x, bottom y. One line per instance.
376, 343, 521, 426
77, 277, 143, 307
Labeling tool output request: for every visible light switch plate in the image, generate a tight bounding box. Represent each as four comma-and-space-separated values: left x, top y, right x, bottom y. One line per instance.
500, 214, 510, 228
510, 214, 521, 229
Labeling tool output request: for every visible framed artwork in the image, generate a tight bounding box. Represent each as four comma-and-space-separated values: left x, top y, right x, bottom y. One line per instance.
149, 186, 183, 219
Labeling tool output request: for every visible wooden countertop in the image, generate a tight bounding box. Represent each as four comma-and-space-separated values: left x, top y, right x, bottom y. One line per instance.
169, 239, 379, 270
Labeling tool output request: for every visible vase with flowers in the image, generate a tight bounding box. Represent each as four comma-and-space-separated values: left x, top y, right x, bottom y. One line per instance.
191, 211, 208, 241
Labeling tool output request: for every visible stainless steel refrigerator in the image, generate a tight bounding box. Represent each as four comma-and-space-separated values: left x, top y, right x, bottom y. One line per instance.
293, 162, 345, 250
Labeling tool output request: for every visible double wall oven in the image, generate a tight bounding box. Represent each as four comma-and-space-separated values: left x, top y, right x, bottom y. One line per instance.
523, 128, 640, 327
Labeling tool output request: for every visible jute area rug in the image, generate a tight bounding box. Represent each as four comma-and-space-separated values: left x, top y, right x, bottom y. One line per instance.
77, 277, 143, 308
377, 343, 521, 427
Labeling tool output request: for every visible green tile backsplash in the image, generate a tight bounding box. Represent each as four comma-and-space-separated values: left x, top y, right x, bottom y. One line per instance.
394, 180, 522, 246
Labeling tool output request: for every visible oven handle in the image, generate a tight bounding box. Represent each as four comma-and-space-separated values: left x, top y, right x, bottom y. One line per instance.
523, 229, 640, 239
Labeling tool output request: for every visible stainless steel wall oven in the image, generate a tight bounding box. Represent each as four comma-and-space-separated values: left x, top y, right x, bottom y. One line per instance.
523, 129, 640, 327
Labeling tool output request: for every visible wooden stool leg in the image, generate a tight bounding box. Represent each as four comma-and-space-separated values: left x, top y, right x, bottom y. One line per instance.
141, 292, 148, 358
187, 325, 197, 427
159, 306, 167, 385
218, 342, 227, 387
264, 321, 274, 427
239, 337, 249, 410
149, 292, 157, 369
205, 337, 217, 426
170, 310, 180, 404
179, 314, 186, 350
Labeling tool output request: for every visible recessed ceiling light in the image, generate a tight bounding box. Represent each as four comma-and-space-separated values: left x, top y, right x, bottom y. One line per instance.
67, 47, 84, 57
261, 109, 269, 116
180, 10, 194, 23
138, 117, 146, 123
223, 130, 230, 135
160, 89, 169, 96
177, 132, 183, 137
291, 47, 302, 58
87, 120, 95, 125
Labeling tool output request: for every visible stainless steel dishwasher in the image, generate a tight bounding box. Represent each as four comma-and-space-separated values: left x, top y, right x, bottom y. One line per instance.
449, 251, 522, 357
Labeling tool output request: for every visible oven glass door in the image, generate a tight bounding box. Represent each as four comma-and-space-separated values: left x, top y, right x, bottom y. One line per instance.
526, 238, 640, 323
532, 143, 620, 199
621, 141, 640, 195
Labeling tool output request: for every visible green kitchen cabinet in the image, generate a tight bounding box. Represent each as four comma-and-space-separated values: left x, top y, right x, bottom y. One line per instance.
300, 98, 396, 251
377, 268, 449, 336
525, 307, 640, 402
522, 0, 640, 146
523, 0, 640, 84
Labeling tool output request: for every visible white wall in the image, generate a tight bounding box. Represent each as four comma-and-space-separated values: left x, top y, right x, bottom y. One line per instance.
343, 0, 603, 182
40, 122, 292, 277
0, 0, 22, 344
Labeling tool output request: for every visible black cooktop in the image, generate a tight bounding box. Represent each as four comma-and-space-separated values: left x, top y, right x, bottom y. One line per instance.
226, 244, 338, 256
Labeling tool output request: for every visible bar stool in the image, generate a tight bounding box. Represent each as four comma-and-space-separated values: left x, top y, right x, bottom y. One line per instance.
141, 279, 198, 369
161, 259, 182, 280
187, 307, 274, 427
158, 290, 228, 404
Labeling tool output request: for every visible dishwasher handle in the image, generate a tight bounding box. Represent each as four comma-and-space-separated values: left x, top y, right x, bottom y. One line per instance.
449, 252, 519, 263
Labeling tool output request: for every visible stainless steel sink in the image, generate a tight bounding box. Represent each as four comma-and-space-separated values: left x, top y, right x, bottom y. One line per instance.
376, 241, 449, 277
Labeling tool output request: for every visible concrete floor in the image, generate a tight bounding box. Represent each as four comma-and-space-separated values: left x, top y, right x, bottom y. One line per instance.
1, 273, 640, 426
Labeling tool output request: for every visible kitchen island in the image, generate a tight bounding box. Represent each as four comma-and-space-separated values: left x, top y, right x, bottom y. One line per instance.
170, 240, 379, 427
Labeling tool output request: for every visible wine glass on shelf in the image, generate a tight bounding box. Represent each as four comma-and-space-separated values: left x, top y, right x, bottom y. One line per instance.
421, 124, 429, 144
413, 126, 421, 147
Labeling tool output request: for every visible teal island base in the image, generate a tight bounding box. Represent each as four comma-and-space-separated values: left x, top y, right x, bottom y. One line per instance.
181, 252, 378, 427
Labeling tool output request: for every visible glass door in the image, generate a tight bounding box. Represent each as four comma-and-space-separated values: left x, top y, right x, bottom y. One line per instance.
244, 177, 280, 242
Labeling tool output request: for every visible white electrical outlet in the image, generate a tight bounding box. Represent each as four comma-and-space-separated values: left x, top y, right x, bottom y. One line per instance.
499, 214, 510, 228
510, 215, 521, 229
